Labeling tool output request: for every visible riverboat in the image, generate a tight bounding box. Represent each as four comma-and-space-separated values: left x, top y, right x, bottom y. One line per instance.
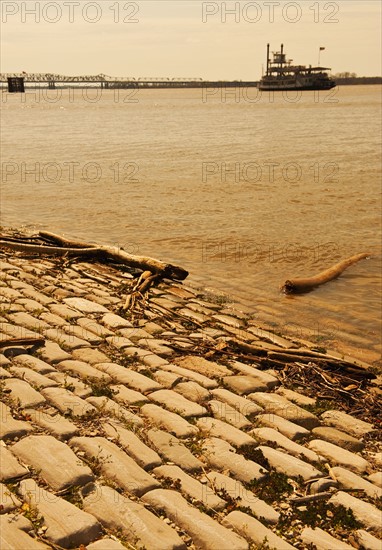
259, 44, 336, 91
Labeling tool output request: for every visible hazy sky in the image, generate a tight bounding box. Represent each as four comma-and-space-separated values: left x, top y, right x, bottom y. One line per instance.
1, 1, 381, 79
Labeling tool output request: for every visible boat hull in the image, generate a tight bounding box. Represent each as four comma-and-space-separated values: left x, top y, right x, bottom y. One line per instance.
258, 82, 336, 91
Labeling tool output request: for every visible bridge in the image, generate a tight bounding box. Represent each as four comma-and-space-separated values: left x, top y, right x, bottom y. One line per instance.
0, 73, 258, 89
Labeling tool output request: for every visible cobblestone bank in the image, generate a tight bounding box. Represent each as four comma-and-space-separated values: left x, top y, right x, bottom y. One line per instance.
0, 252, 381, 549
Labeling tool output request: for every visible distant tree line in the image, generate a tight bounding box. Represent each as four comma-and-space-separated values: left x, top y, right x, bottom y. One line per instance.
334, 72, 381, 85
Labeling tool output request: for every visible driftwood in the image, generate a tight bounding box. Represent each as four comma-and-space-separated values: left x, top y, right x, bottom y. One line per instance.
0, 231, 188, 281
0, 337, 45, 349
281, 253, 370, 294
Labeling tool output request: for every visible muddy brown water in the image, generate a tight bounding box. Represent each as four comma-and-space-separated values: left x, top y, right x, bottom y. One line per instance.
1, 85, 381, 365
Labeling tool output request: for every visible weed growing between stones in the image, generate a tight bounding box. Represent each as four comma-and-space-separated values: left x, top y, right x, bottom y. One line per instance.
103, 347, 139, 369
238, 446, 269, 469
255, 537, 278, 550
247, 472, 294, 504
184, 433, 206, 456
61, 485, 83, 509
277, 501, 361, 534
160, 476, 182, 491
89, 378, 116, 399
21, 500, 44, 531
303, 399, 335, 416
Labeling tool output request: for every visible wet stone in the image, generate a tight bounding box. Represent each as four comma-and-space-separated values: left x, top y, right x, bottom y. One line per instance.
141, 404, 198, 438
70, 437, 160, 496
154, 465, 226, 511
82, 483, 186, 550
146, 428, 203, 472
202, 437, 267, 484
177, 308, 210, 324
312, 426, 364, 452
19, 478, 103, 549
141, 489, 249, 550
103, 421, 162, 470
11, 435, 94, 490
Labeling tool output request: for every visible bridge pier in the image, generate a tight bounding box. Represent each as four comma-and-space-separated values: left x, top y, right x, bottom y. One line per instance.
7, 77, 25, 93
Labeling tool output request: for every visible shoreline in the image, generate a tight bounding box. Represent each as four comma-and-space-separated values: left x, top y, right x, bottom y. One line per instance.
1, 229, 381, 548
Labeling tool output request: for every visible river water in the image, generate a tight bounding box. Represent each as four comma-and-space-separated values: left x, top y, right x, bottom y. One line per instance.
1, 85, 381, 365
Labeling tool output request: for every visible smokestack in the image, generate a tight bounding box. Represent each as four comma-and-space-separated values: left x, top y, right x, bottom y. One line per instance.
266, 43, 270, 74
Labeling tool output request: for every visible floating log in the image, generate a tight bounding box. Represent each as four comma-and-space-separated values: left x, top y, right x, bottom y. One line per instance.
281, 253, 370, 294
0, 231, 188, 281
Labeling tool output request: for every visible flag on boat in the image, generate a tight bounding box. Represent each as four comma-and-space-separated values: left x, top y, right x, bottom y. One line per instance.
320, 47, 325, 51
